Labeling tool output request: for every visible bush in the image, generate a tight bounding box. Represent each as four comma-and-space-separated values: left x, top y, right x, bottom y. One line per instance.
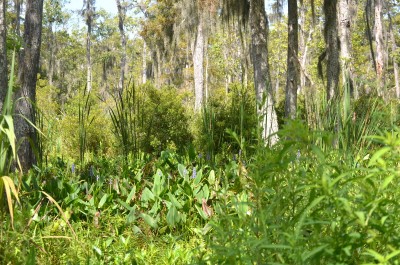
194, 83, 258, 162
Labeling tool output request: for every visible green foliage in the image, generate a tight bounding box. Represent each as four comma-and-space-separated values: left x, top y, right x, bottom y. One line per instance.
200, 121, 400, 264
58, 88, 115, 161
0, 51, 21, 229
195, 83, 258, 162
136, 84, 192, 154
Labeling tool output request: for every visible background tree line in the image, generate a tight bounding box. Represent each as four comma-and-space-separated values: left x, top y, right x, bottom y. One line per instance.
0, 0, 399, 170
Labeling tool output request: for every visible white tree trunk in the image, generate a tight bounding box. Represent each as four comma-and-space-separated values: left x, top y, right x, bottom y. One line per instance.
338, 0, 356, 97
389, 20, 400, 99
250, 0, 279, 146
375, 0, 385, 94
193, 14, 204, 111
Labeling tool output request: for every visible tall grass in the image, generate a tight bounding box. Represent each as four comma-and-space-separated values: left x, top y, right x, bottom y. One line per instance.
109, 79, 138, 162
78, 88, 94, 167
0, 50, 21, 229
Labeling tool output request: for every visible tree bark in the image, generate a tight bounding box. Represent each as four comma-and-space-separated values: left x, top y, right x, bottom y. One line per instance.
85, 0, 94, 93
48, 21, 55, 87
389, 15, 399, 99
324, 0, 340, 101
249, 0, 279, 146
285, 0, 299, 119
15, 0, 44, 171
116, 0, 126, 93
374, 0, 385, 94
142, 40, 147, 84
193, 14, 204, 111
338, 0, 356, 97
0, 0, 7, 112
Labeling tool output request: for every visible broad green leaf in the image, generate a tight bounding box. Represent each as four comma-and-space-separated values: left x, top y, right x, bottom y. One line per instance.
178, 164, 188, 182
141, 187, 155, 202
167, 193, 182, 209
117, 199, 132, 211
208, 170, 216, 185
355, 211, 366, 227
126, 185, 136, 203
140, 213, 158, 229
152, 170, 164, 196
166, 205, 180, 227
98, 194, 108, 209
92, 245, 102, 256
193, 168, 202, 186
195, 205, 208, 220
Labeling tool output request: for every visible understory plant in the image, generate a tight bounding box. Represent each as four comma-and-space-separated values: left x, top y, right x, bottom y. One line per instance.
0, 51, 21, 228
200, 120, 400, 264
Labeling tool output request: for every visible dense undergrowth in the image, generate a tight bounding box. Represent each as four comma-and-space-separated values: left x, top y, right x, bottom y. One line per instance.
2, 75, 400, 264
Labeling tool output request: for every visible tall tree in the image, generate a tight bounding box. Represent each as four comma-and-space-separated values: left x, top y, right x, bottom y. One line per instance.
338, 0, 356, 97
116, 0, 127, 92
284, 0, 299, 119
83, 0, 95, 92
374, 0, 385, 94
324, 0, 340, 101
15, 0, 44, 170
389, 14, 400, 99
0, 0, 7, 111
249, 0, 279, 144
222, 0, 279, 145
193, 10, 204, 111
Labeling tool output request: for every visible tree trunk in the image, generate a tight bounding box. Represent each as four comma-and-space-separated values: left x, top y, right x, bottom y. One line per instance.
15, 0, 44, 171
338, 0, 356, 97
116, 0, 126, 93
85, 0, 94, 93
324, 0, 340, 101
374, 0, 385, 94
285, 0, 299, 119
13, 0, 21, 35
193, 14, 204, 111
48, 22, 55, 87
249, 0, 279, 146
142, 40, 147, 84
389, 16, 399, 99
0, 0, 7, 111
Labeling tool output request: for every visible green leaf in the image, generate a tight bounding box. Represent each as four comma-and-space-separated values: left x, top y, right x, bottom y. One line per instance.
363, 249, 384, 262
195, 205, 208, 220
295, 196, 325, 238
368, 147, 391, 167
92, 245, 103, 257
386, 249, 400, 261
302, 244, 328, 261
355, 211, 366, 227
380, 175, 394, 190
166, 205, 180, 227
117, 199, 132, 211
152, 170, 164, 196
167, 193, 182, 209
140, 213, 158, 229
125, 185, 136, 203
98, 194, 108, 209
141, 187, 155, 202
208, 170, 216, 185
178, 164, 188, 181
193, 168, 202, 186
